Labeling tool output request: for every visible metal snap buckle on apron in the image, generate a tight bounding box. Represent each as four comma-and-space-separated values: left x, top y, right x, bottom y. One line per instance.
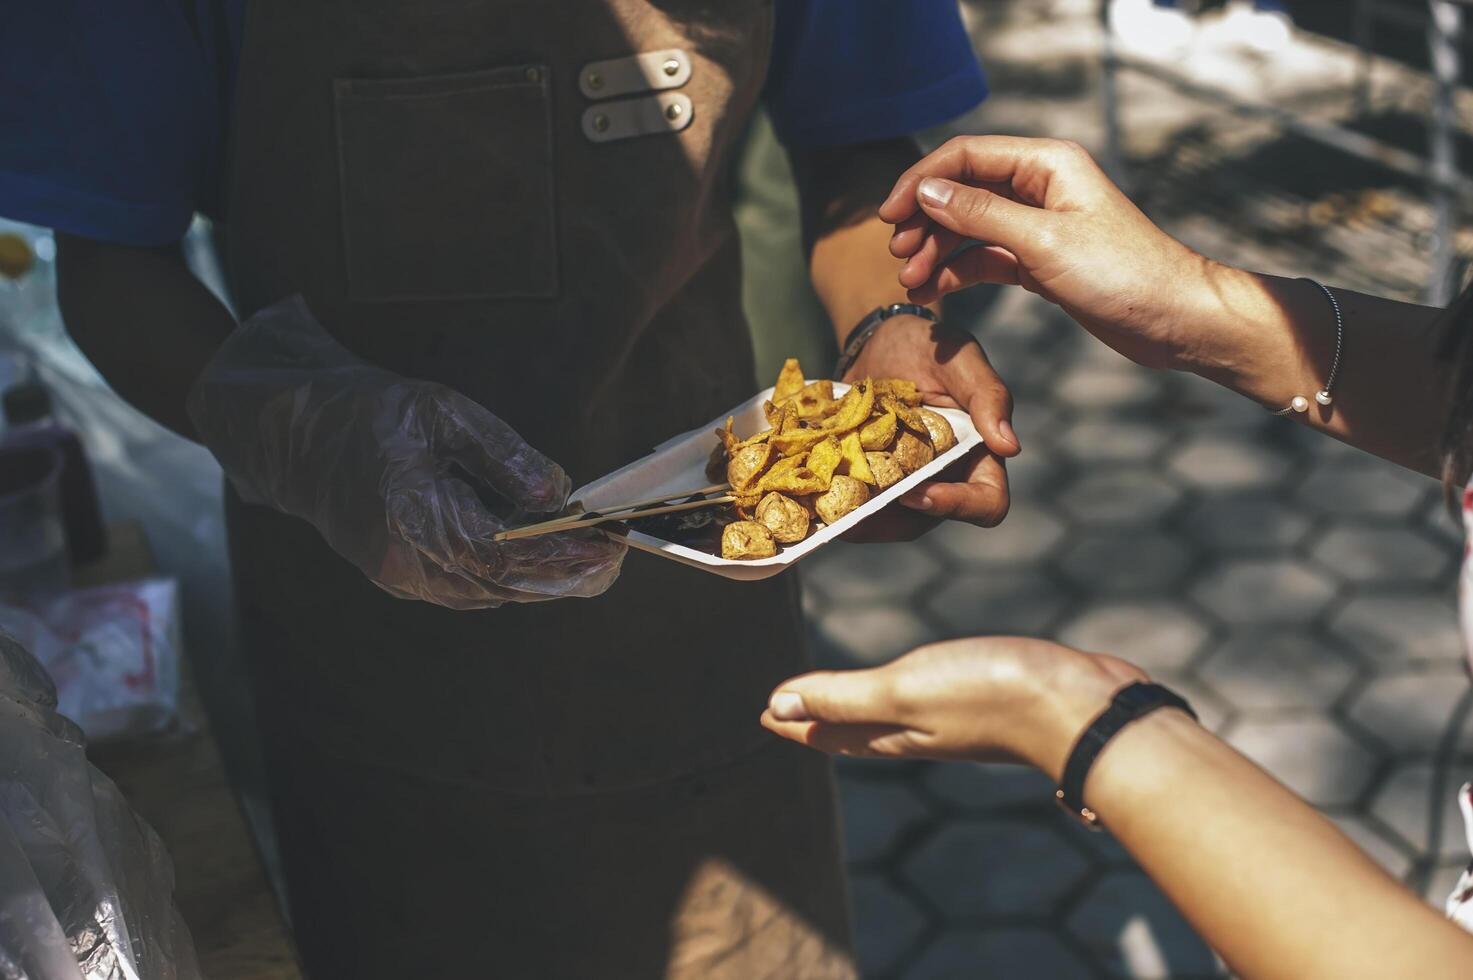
582, 92, 693, 143
579, 49, 691, 100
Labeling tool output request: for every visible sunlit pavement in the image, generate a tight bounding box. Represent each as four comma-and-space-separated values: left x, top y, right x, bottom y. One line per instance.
805, 2, 1473, 976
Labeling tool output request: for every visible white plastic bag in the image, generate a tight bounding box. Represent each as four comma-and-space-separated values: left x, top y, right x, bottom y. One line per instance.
0, 626, 199, 979
0, 579, 181, 742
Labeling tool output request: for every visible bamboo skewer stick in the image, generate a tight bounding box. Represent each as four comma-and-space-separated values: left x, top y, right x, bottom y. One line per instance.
512, 482, 730, 536
494, 494, 735, 542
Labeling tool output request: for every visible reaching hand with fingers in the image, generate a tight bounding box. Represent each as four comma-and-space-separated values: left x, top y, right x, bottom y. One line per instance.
878, 135, 1230, 374
762, 636, 1145, 775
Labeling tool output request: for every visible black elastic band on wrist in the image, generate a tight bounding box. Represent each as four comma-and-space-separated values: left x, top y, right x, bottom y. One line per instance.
833, 303, 938, 380
1056, 682, 1197, 829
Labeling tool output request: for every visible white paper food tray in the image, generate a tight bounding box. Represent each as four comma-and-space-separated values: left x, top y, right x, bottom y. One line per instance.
573, 382, 983, 581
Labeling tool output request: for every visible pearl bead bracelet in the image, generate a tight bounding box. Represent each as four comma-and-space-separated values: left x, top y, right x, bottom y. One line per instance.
1273, 278, 1343, 416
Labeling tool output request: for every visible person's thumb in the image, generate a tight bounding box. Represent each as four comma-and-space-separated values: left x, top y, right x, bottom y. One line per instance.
768, 669, 899, 725
915, 177, 1041, 256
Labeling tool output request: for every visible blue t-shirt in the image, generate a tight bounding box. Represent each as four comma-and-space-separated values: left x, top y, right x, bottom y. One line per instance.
0, 1, 985, 247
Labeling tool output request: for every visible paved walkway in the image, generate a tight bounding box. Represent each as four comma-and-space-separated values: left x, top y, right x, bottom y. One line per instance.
810, 3, 1473, 976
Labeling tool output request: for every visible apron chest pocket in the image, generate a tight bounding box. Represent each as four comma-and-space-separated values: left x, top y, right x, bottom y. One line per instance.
334, 65, 558, 302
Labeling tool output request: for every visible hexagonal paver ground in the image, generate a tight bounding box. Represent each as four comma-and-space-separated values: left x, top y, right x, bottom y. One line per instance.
1058, 531, 1194, 594
929, 503, 1066, 566
1368, 762, 1470, 860
1180, 495, 1313, 553
1191, 558, 1337, 625
1056, 419, 1170, 464
1167, 432, 1293, 491
1056, 600, 1211, 672
1295, 458, 1431, 518
798, 10, 1473, 978
1345, 666, 1472, 754
907, 928, 1095, 980
1226, 717, 1380, 807
841, 779, 933, 866
926, 568, 1071, 636
850, 874, 929, 977
1066, 872, 1223, 979
805, 541, 944, 607
902, 820, 1092, 920
1328, 594, 1463, 665
1309, 526, 1452, 585
1057, 469, 1182, 525
811, 603, 944, 668
921, 762, 1056, 812
1197, 631, 1357, 711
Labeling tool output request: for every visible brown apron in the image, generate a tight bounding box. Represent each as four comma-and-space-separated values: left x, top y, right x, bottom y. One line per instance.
221, 1, 854, 977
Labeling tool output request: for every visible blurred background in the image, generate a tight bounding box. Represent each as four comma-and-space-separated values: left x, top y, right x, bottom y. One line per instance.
2, 1, 1471, 977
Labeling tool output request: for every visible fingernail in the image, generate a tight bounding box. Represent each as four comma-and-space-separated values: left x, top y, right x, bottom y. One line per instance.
902, 490, 933, 510
769, 692, 809, 721
918, 177, 953, 208
998, 419, 1018, 448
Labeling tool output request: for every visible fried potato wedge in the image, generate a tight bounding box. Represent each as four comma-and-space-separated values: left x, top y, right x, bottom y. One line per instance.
883, 395, 928, 435
892, 430, 936, 474
859, 411, 897, 451
807, 436, 844, 486
715, 416, 739, 454
722, 520, 777, 560
820, 379, 875, 433
727, 442, 776, 492
770, 425, 832, 457
773, 358, 806, 404
875, 378, 923, 406
838, 431, 876, 485
866, 451, 905, 489
814, 475, 870, 526
756, 492, 810, 544
920, 408, 956, 454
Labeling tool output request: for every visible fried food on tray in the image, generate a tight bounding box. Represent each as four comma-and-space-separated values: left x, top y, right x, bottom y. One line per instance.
705, 358, 957, 559
722, 520, 777, 560
866, 452, 905, 490
892, 430, 936, 475
920, 408, 957, 454
756, 492, 811, 543
727, 442, 776, 492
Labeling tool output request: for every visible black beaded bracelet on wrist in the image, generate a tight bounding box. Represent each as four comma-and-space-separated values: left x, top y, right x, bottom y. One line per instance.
1055, 682, 1198, 830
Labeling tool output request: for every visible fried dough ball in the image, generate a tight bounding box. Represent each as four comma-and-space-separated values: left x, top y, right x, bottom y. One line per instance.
865, 452, 905, 490
756, 492, 811, 544
891, 430, 936, 475
727, 443, 776, 492
814, 475, 870, 526
920, 409, 957, 454
722, 520, 777, 560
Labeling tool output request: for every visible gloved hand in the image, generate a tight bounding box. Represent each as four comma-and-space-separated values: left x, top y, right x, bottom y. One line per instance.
187, 296, 624, 609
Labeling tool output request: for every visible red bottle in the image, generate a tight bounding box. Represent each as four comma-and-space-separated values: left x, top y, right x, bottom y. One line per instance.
1, 382, 106, 565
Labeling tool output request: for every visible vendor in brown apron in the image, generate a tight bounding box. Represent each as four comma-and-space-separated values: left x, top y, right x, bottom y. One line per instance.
222, 3, 1005, 978
15, 0, 1001, 974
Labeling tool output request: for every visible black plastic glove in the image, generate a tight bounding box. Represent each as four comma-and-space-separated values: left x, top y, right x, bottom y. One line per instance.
187, 296, 624, 609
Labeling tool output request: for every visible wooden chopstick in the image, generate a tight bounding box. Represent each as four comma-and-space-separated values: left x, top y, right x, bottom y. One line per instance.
493, 482, 730, 540
494, 493, 735, 542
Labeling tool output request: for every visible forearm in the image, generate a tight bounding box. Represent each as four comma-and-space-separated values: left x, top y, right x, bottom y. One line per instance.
1189, 264, 1448, 475
794, 140, 937, 343
1083, 710, 1473, 979
55, 233, 235, 440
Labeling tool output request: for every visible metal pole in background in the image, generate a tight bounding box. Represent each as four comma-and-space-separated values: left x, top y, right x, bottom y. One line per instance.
1354, 0, 1375, 116
1100, 0, 1127, 184
1428, 0, 1462, 305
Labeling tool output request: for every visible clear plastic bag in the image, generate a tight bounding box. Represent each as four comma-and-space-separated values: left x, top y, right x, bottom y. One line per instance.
0, 627, 199, 980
